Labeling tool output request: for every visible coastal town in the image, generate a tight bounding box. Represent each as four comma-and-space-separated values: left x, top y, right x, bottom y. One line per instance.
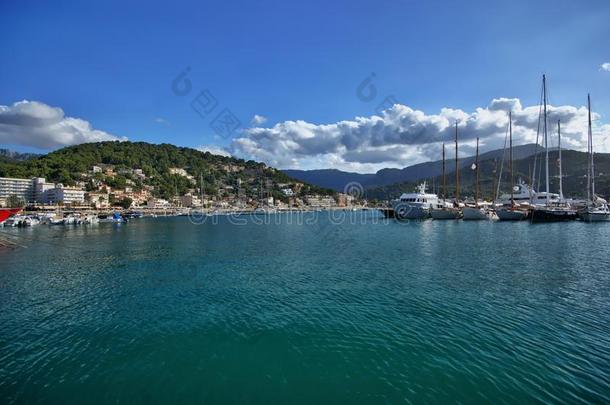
0, 162, 361, 218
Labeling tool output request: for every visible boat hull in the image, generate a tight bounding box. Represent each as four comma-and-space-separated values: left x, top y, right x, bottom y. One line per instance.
462, 207, 489, 220
430, 208, 461, 220
496, 208, 529, 221
530, 207, 577, 223
393, 204, 429, 220
580, 212, 610, 222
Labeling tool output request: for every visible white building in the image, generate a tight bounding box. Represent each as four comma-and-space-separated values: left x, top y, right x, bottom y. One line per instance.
33, 178, 55, 202
42, 184, 85, 205
0, 176, 87, 206
281, 188, 295, 197
147, 197, 170, 208
305, 195, 336, 207
0, 177, 36, 206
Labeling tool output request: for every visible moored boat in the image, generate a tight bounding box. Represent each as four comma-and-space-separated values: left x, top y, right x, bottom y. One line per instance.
579, 94, 610, 223
495, 111, 530, 221
390, 182, 438, 220
430, 202, 461, 220
462, 203, 496, 220
430, 142, 461, 220
579, 202, 610, 222
496, 206, 529, 221
530, 75, 576, 223
461, 137, 495, 220
0, 208, 22, 225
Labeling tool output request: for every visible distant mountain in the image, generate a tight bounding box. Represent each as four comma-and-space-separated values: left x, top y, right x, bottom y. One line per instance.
0, 149, 41, 162
284, 144, 540, 192
366, 149, 610, 200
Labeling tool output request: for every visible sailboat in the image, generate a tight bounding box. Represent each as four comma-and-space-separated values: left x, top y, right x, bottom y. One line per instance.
531, 75, 577, 223
580, 94, 610, 222
431, 143, 461, 219
496, 111, 530, 220
462, 137, 495, 220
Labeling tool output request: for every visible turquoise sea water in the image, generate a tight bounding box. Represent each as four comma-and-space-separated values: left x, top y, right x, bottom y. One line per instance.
1, 212, 609, 403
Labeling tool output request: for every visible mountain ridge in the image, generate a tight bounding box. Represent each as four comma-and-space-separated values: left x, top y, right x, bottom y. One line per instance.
283, 144, 540, 191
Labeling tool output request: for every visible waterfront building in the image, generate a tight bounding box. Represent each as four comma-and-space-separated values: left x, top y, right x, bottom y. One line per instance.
87, 192, 110, 209
42, 184, 85, 205
305, 195, 336, 207
33, 178, 55, 203
147, 198, 170, 208
0, 177, 35, 206
179, 194, 202, 207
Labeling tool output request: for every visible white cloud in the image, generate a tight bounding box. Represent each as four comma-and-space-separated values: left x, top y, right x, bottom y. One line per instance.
230, 98, 610, 173
600, 63, 610, 71
154, 117, 171, 126
0, 100, 126, 149
250, 114, 268, 126
196, 145, 232, 157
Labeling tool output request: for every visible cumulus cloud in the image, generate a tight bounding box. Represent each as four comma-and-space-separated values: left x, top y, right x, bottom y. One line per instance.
600, 63, 610, 71
0, 100, 126, 149
196, 145, 232, 157
250, 114, 268, 126
230, 99, 610, 173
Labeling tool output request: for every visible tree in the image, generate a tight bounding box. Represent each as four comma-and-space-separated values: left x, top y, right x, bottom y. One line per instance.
6, 194, 25, 208
115, 197, 133, 209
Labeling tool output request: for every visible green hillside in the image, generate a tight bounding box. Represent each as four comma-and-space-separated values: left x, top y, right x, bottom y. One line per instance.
0, 141, 334, 201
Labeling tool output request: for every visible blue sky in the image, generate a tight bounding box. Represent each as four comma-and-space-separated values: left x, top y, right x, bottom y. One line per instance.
1, 0, 609, 172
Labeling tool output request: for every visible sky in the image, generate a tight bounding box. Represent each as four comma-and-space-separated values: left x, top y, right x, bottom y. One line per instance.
1, 0, 609, 173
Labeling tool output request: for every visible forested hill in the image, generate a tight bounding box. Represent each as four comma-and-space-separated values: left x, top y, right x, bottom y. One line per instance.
0, 141, 335, 200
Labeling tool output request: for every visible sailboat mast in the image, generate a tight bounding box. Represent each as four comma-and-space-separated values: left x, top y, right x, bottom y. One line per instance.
588, 94, 596, 199
475, 137, 480, 205
508, 111, 515, 206
455, 122, 460, 202
558, 120, 563, 201
492, 159, 497, 202
200, 172, 204, 207
441, 143, 446, 200
543, 74, 550, 205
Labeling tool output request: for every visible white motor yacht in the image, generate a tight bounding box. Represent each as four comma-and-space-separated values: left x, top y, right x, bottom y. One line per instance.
390, 182, 438, 220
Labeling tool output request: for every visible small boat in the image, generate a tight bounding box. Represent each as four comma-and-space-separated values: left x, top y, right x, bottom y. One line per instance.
82, 215, 99, 224
0, 208, 23, 224
99, 212, 127, 223
496, 205, 529, 221
580, 201, 610, 222
430, 201, 461, 220
3, 215, 24, 227
22, 216, 41, 226
462, 203, 496, 220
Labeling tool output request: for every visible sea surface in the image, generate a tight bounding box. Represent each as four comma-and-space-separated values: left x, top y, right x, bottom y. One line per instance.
1, 212, 609, 404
